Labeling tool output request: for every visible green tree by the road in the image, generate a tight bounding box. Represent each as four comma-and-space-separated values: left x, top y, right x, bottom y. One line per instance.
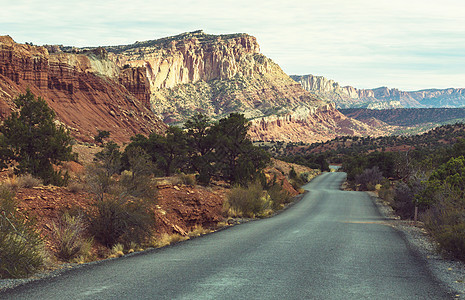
212, 113, 270, 184
0, 90, 74, 185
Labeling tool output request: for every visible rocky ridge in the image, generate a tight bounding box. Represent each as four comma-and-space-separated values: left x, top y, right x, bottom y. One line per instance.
0, 31, 390, 144
292, 74, 465, 109
103, 31, 384, 143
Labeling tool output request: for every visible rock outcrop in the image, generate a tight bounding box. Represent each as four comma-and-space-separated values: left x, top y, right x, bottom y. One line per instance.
249, 103, 389, 143
0, 36, 166, 143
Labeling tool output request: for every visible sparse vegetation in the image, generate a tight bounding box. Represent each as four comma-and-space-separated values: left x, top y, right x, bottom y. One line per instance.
0, 185, 45, 278
17, 174, 43, 188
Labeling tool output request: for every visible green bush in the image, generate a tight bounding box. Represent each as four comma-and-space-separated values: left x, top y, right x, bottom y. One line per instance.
225, 182, 271, 218
0, 186, 44, 278
0, 90, 75, 185
434, 223, 465, 261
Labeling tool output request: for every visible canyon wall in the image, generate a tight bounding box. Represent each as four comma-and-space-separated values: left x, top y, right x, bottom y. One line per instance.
0, 31, 389, 144
0, 35, 166, 143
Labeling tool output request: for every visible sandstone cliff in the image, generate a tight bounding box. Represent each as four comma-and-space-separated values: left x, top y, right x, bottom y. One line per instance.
0, 36, 166, 143
104, 31, 321, 124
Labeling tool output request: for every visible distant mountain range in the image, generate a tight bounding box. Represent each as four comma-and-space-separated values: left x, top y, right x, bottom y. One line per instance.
291, 74, 465, 109
340, 108, 465, 127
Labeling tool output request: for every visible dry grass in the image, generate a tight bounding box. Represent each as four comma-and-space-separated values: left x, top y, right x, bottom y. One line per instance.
150, 233, 189, 248
177, 173, 196, 186
108, 243, 124, 258
51, 212, 93, 262
67, 181, 86, 193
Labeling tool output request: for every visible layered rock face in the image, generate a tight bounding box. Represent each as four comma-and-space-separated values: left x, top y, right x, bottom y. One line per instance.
0, 36, 166, 143
107, 31, 261, 89
105, 31, 320, 124
293, 74, 465, 109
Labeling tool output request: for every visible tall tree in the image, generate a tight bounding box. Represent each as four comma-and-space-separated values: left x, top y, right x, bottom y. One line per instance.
0, 90, 74, 185
212, 113, 270, 184
183, 113, 215, 184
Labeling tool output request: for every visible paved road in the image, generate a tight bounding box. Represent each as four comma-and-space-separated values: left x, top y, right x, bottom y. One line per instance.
1, 172, 453, 299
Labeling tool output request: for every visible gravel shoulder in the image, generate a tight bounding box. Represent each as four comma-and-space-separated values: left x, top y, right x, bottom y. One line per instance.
368, 191, 465, 298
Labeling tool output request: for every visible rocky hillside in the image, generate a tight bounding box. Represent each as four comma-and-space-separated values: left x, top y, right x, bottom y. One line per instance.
0, 35, 167, 143
102, 31, 388, 143
100, 30, 320, 124
292, 74, 465, 109
248, 103, 392, 143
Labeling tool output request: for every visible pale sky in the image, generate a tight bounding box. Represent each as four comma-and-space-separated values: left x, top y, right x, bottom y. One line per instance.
1, 0, 465, 91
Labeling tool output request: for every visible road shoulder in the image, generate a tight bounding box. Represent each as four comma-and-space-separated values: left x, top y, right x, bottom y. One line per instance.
368, 191, 465, 298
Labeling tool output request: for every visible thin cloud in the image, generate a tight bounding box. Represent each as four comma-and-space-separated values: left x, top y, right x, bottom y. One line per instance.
0, 0, 464, 90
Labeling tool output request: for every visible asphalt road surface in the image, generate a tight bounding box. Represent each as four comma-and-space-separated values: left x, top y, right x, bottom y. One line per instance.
1, 172, 453, 299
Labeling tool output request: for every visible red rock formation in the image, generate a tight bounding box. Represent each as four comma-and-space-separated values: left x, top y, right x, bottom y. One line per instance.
0, 36, 166, 143
119, 67, 151, 108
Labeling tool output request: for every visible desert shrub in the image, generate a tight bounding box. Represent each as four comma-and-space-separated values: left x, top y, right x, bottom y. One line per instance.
51, 212, 92, 261
378, 187, 395, 203
119, 170, 157, 200
289, 177, 305, 190
225, 182, 271, 218
392, 182, 416, 219
355, 166, 384, 190
3, 175, 19, 190
67, 181, 85, 193
435, 224, 465, 261
88, 196, 154, 247
422, 196, 465, 261
267, 183, 291, 210
299, 172, 311, 183
289, 167, 297, 180
188, 225, 212, 238
17, 174, 43, 188
109, 243, 124, 258
0, 185, 44, 278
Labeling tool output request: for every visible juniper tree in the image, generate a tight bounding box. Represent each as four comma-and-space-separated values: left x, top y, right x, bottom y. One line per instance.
0, 90, 74, 185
